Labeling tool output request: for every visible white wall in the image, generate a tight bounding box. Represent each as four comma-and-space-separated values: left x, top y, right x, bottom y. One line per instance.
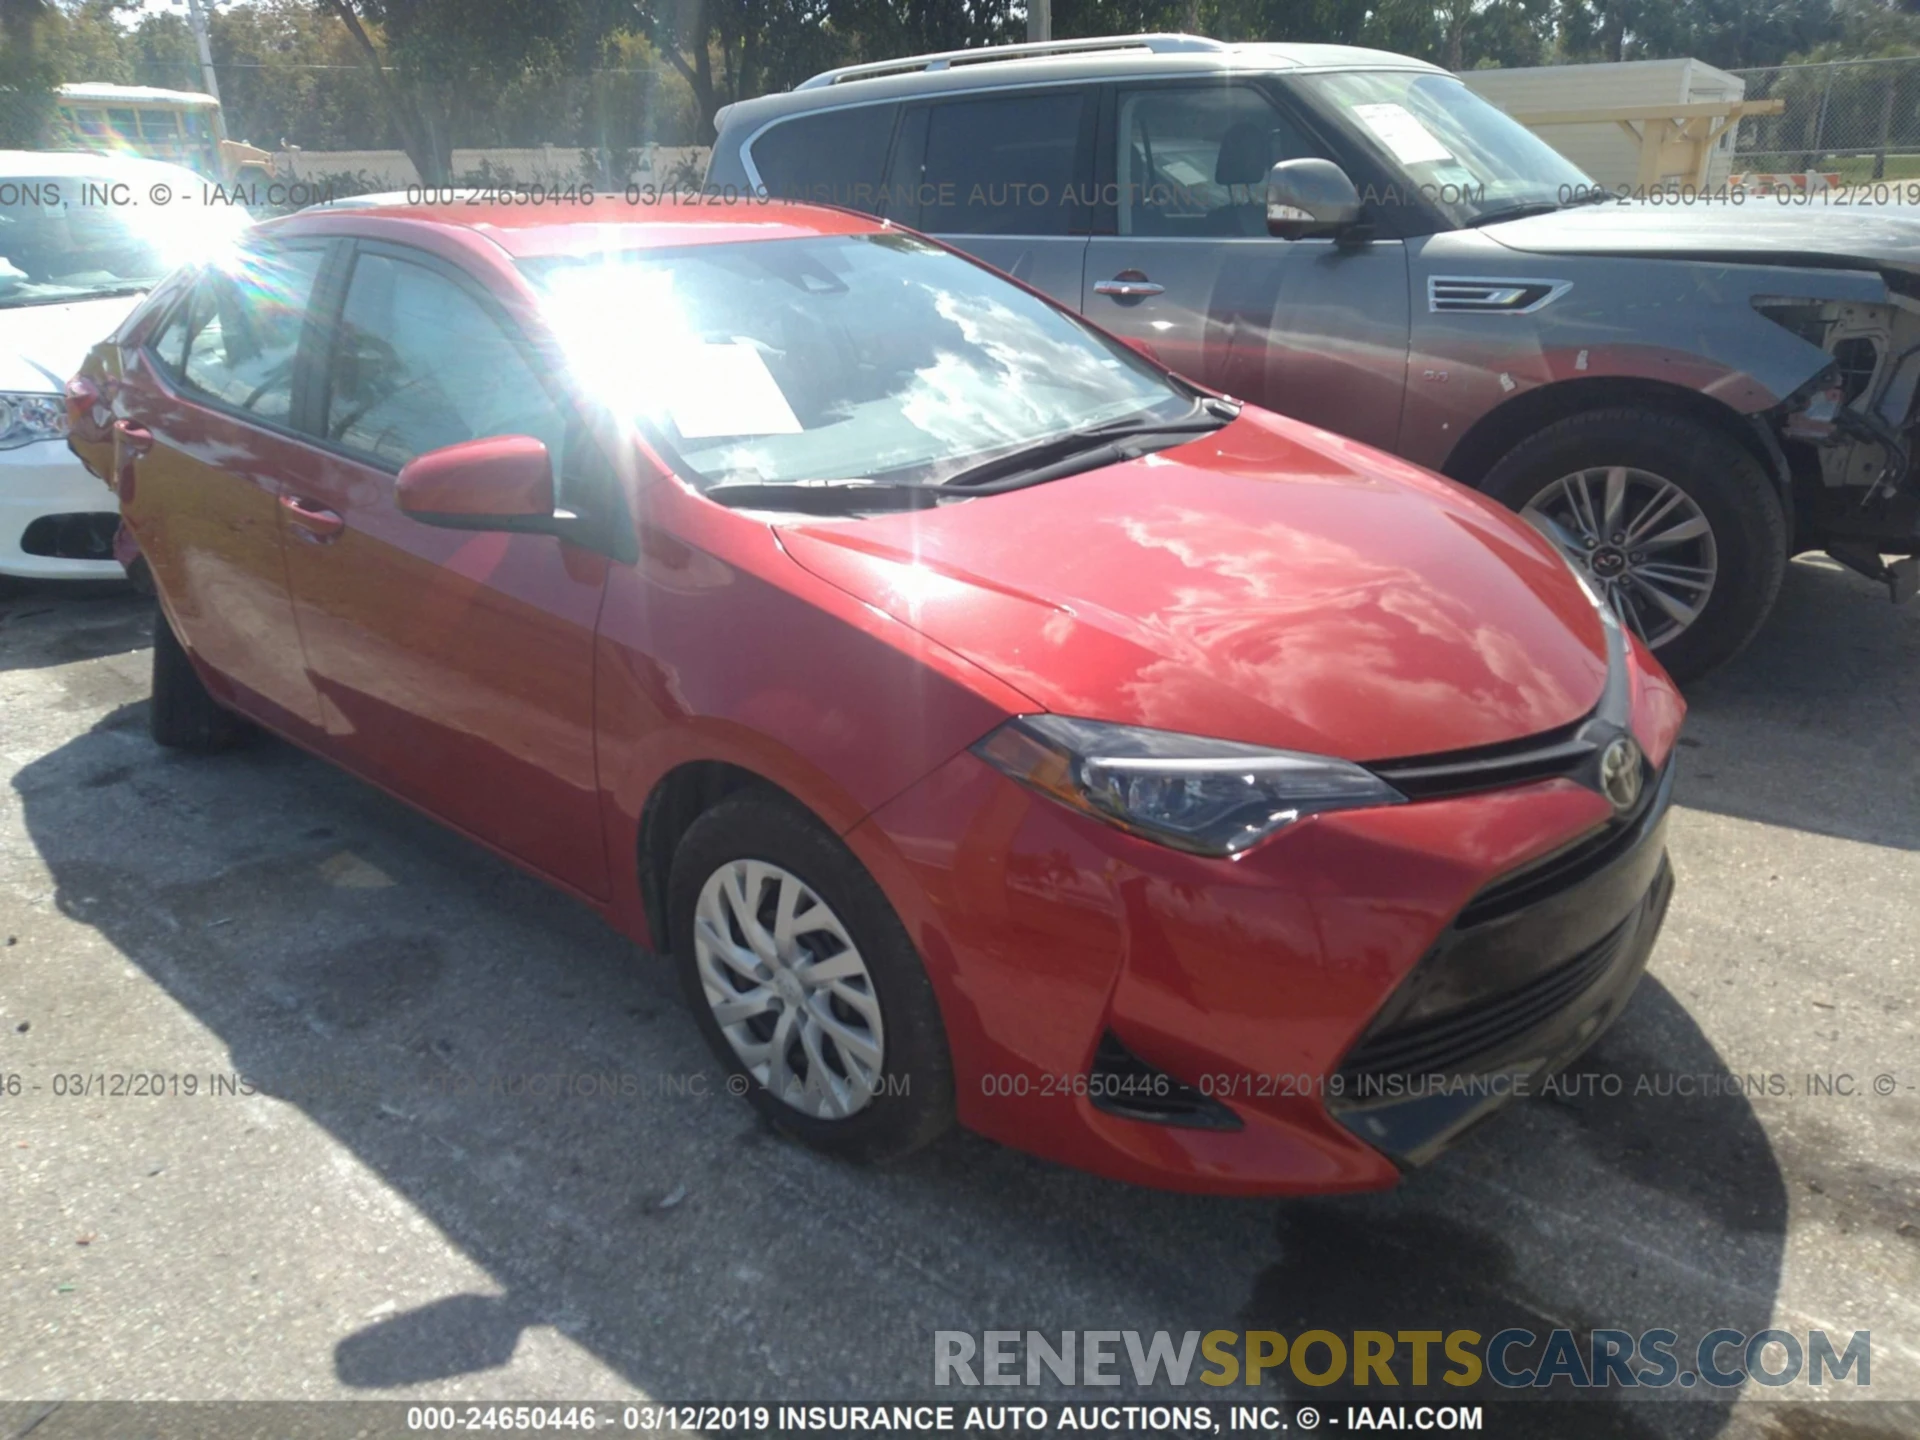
276, 145, 710, 191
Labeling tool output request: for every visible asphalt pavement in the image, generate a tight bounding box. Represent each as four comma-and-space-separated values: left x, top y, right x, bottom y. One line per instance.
1, 557, 1916, 1440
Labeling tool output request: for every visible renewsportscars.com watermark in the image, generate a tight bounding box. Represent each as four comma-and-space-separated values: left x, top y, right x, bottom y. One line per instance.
934, 1328, 1871, 1390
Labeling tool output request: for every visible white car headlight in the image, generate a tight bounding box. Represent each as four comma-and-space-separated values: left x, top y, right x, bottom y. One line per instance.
0, 392, 69, 450
974, 714, 1405, 857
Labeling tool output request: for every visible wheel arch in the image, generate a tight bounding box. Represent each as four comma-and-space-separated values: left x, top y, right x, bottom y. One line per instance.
636, 759, 806, 955
1440, 377, 1790, 506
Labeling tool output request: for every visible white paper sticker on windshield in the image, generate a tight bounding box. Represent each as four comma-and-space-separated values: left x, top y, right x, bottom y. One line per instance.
1351, 103, 1454, 166
666, 342, 802, 440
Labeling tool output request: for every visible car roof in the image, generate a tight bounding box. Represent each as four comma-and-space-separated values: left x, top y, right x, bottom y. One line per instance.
57, 83, 222, 108
0, 149, 208, 182
268, 197, 892, 258
715, 32, 1443, 135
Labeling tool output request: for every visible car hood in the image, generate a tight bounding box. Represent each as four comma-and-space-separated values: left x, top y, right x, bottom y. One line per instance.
0, 293, 146, 393
1482, 201, 1920, 276
777, 409, 1610, 762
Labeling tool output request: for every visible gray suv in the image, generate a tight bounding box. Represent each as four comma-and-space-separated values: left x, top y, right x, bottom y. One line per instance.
708, 33, 1920, 679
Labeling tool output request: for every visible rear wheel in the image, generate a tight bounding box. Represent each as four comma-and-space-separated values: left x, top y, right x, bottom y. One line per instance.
1480, 409, 1787, 682
668, 793, 955, 1162
150, 608, 244, 752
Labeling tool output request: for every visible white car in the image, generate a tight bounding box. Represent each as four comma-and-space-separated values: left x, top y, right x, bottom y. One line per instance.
0, 150, 250, 581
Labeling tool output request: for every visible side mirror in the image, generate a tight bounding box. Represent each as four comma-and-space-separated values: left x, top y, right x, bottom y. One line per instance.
397, 434, 555, 530
1266, 159, 1363, 241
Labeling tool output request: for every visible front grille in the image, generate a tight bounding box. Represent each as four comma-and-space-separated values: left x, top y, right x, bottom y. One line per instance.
1334, 760, 1673, 1093
1456, 761, 1667, 927
1368, 715, 1595, 801
1337, 911, 1635, 1082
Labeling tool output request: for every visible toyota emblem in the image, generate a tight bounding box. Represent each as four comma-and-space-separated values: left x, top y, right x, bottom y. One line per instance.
1598, 736, 1645, 812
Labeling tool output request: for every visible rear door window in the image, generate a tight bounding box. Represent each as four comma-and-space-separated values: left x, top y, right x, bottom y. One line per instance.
750, 104, 899, 213
904, 91, 1089, 237
171, 245, 327, 424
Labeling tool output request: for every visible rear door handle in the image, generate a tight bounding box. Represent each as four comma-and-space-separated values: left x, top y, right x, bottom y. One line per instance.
1094, 277, 1165, 298
111, 422, 151, 501
280, 493, 345, 542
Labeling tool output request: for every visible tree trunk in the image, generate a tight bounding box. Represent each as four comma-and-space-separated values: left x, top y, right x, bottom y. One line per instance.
1874, 74, 1897, 181
659, 0, 722, 143
1600, 8, 1625, 62
320, 0, 449, 184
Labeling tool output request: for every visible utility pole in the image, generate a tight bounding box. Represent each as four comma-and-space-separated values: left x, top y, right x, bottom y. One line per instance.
1027, 0, 1051, 43
181, 0, 229, 143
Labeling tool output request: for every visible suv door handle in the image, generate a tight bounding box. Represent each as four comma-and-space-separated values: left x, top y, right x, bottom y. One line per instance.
113, 420, 153, 455
1094, 276, 1165, 298
280, 493, 345, 542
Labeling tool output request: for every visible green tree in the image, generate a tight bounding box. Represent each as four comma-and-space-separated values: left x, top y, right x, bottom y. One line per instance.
0, 0, 59, 146
210, 0, 393, 149
318, 0, 590, 181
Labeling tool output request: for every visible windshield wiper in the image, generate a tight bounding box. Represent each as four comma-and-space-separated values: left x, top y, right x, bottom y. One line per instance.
1463, 201, 1564, 228
703, 480, 944, 514
940, 401, 1238, 492
698, 399, 1240, 513
0, 282, 153, 308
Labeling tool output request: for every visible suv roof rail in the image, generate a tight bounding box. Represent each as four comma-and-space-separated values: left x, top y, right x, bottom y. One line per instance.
796, 32, 1229, 89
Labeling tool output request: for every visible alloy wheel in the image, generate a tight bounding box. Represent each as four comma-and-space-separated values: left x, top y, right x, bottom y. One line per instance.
692, 859, 886, 1120
1520, 466, 1718, 649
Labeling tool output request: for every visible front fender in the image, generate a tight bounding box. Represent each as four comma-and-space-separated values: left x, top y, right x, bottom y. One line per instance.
1402, 239, 1886, 473
590, 482, 1031, 944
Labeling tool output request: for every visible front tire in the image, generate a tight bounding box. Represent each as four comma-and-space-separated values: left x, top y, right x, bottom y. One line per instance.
668, 793, 955, 1162
150, 608, 244, 752
1479, 408, 1788, 682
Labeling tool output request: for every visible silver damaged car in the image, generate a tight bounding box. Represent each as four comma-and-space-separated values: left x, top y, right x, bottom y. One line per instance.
707, 33, 1920, 679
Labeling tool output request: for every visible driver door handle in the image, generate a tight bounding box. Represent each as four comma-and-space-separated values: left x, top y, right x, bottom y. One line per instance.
280, 493, 345, 542
1094, 276, 1165, 298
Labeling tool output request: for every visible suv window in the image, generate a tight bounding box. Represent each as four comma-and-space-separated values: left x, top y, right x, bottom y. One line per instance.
907, 91, 1086, 237
750, 104, 898, 213
1116, 87, 1327, 238
167, 245, 326, 423
322, 250, 569, 472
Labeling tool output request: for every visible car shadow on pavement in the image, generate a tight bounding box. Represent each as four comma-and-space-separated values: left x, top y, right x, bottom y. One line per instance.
1676, 555, 1920, 852
0, 581, 149, 673
14, 700, 1788, 1440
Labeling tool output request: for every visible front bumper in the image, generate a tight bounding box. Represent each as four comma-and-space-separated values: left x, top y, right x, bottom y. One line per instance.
0, 440, 122, 580
849, 637, 1683, 1196
1329, 761, 1676, 1167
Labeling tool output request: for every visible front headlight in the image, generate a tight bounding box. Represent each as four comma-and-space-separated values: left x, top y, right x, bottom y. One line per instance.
0, 392, 69, 450
973, 715, 1405, 858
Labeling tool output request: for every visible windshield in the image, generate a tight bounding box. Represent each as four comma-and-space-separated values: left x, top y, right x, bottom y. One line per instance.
0, 176, 245, 308
520, 232, 1194, 491
1294, 71, 1593, 227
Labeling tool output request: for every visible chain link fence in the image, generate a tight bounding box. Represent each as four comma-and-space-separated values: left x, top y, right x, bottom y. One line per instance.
1732, 56, 1920, 182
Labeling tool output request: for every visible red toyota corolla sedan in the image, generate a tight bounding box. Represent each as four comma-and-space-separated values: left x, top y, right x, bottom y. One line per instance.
67, 199, 1683, 1195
